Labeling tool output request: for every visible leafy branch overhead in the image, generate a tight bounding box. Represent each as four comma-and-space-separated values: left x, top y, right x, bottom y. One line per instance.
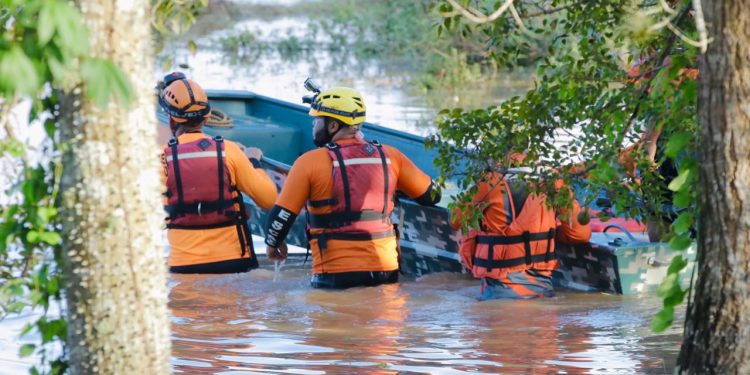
430, 0, 699, 331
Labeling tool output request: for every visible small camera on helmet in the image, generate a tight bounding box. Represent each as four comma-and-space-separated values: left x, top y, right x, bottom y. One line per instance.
303, 77, 321, 94
302, 77, 322, 104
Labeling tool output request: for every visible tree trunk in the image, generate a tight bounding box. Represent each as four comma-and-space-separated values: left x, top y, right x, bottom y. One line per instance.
58, 1, 171, 373
677, 0, 750, 373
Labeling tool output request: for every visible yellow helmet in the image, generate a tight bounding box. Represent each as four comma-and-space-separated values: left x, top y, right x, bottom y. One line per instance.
308, 87, 366, 126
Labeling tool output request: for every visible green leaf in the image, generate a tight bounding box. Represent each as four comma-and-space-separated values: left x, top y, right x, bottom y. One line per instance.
673, 190, 692, 209
664, 287, 687, 306
668, 167, 692, 192
188, 40, 198, 55
8, 301, 26, 313
672, 212, 694, 235
39, 231, 61, 245
665, 131, 692, 159
19, 343, 36, 358
37, 207, 58, 223
26, 231, 41, 244
669, 234, 693, 251
38, 1, 56, 45
667, 255, 688, 274
651, 306, 674, 332
656, 273, 678, 298
0, 46, 40, 95
81, 58, 134, 107
54, 1, 89, 56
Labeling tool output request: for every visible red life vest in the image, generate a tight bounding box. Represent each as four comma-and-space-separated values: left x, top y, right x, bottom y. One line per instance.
459, 179, 558, 279
307, 141, 397, 249
164, 135, 254, 259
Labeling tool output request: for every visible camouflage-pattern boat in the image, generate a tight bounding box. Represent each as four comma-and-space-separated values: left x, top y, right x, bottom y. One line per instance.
161, 90, 696, 296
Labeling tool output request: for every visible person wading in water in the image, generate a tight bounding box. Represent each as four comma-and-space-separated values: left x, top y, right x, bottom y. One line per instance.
264, 85, 440, 289
159, 72, 277, 274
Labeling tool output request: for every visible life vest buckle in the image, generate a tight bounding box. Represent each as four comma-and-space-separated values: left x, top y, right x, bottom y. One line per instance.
197, 202, 202, 216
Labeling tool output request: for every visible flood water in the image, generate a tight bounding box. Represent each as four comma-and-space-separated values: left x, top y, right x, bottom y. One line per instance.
162, 2, 685, 372
170, 257, 683, 374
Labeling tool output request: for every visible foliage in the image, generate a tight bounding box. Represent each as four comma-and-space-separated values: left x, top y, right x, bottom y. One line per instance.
0, 0, 206, 373
427, 0, 698, 331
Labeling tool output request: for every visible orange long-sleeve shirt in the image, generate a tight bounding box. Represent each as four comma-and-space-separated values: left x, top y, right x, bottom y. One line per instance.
275, 138, 432, 274
162, 132, 277, 266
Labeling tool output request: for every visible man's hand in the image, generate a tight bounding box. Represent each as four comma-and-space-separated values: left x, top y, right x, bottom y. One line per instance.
266, 242, 288, 260
244, 146, 263, 161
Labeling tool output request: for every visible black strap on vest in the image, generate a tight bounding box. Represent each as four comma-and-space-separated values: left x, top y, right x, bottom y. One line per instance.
168, 138, 185, 206
164, 200, 236, 217
166, 220, 237, 230
474, 229, 556, 271
215, 136, 225, 202
373, 141, 389, 221
235, 196, 257, 265
473, 253, 555, 270
308, 198, 338, 208
327, 143, 352, 214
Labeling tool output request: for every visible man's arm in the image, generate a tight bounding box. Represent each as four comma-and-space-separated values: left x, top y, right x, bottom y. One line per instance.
391, 147, 441, 206
263, 156, 311, 257
228, 142, 278, 210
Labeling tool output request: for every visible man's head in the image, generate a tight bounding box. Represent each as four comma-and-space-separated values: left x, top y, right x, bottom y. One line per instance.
308, 87, 366, 147
158, 73, 211, 134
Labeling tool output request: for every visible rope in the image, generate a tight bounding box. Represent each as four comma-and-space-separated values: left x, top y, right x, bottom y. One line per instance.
206, 108, 233, 128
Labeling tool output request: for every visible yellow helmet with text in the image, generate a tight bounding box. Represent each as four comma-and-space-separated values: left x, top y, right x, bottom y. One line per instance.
308, 87, 366, 126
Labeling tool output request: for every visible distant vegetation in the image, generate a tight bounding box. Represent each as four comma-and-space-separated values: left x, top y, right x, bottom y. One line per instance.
187, 0, 510, 92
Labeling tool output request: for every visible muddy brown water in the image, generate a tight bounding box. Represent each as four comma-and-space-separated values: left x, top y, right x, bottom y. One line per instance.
169, 256, 683, 374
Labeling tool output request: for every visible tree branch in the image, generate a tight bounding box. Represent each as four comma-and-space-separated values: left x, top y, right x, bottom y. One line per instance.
520, 1, 588, 18
443, 0, 515, 24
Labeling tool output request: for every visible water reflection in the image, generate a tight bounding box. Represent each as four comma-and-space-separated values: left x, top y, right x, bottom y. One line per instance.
168, 264, 681, 374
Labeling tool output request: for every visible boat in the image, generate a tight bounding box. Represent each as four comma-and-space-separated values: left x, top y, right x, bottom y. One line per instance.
160, 89, 696, 295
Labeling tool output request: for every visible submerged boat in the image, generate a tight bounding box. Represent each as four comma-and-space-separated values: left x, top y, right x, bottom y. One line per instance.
161, 89, 696, 295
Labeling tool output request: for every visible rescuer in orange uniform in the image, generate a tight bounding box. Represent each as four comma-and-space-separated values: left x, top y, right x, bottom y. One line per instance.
452, 158, 591, 299
159, 72, 277, 273
263, 86, 441, 289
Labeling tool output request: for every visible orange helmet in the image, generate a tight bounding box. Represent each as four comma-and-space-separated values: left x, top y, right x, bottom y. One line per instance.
158, 72, 211, 123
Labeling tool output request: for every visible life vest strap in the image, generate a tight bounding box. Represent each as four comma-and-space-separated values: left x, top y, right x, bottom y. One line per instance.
476, 229, 555, 245
166, 220, 238, 230
308, 198, 338, 208
475, 229, 556, 270
309, 210, 391, 229
473, 253, 555, 270
164, 199, 236, 218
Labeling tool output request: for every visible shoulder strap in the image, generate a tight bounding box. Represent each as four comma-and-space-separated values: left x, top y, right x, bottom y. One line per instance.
327, 143, 352, 213
214, 136, 225, 202
372, 141, 389, 220
169, 138, 185, 205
